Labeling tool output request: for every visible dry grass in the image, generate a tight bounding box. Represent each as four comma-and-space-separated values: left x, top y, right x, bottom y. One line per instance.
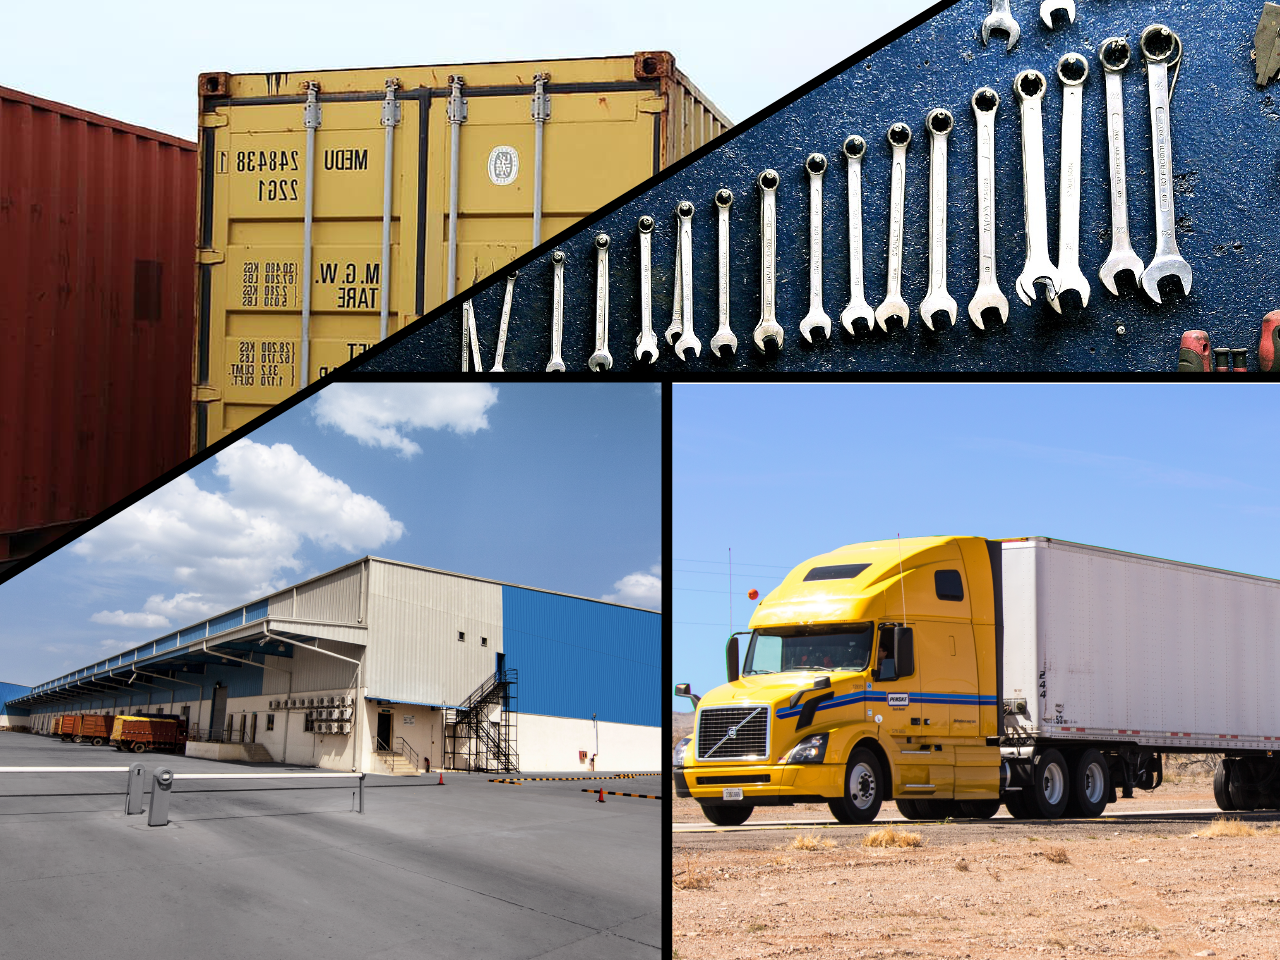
672, 858, 713, 890
863, 825, 925, 848
786, 833, 837, 851
1045, 845, 1071, 864
1201, 816, 1258, 838
954, 858, 970, 871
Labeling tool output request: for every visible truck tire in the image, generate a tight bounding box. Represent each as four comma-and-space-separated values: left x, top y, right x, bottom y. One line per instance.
829, 747, 885, 824
1005, 790, 1035, 819
959, 799, 1001, 819
1064, 748, 1110, 818
914, 799, 961, 819
701, 804, 753, 826
1026, 749, 1070, 818
132, 742, 146, 754
91, 737, 104, 746
73, 735, 84, 744
1229, 763, 1257, 812
1213, 760, 1236, 811
894, 798, 925, 820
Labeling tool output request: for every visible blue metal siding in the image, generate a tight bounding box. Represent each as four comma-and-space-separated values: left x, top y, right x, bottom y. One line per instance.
1, 681, 32, 716
245, 599, 268, 622
500, 586, 659, 727
208, 608, 245, 636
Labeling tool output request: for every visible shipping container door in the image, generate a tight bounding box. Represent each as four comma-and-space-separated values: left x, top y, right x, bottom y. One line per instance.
209, 686, 228, 741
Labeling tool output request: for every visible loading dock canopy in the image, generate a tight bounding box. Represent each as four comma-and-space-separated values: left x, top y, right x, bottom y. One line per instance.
9, 618, 366, 707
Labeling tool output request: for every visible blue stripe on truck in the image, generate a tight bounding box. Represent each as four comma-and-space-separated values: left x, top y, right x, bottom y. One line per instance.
775, 691, 997, 719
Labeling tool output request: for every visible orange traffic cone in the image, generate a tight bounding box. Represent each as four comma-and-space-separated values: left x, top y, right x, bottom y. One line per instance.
596, 787, 606, 803
438, 771, 445, 785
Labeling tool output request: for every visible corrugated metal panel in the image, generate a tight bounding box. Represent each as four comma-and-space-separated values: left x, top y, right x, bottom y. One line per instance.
261, 639, 363, 696
295, 563, 363, 623
363, 560, 502, 705
245, 598, 268, 621
1, 681, 32, 716
0, 85, 197, 564
268, 590, 294, 617
501, 585, 659, 726
207, 608, 244, 635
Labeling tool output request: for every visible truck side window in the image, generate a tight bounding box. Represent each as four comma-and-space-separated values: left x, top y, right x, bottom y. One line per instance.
935, 569, 964, 601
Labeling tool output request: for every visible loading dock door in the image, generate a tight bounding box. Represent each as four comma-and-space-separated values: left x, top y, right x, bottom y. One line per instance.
376, 712, 392, 752
209, 686, 228, 741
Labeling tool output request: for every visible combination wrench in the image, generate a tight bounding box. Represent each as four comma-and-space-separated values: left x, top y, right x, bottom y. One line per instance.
1139, 24, 1192, 303
874, 123, 912, 330
920, 109, 957, 328
754, 169, 784, 352
1097, 38, 1146, 297
968, 87, 1009, 327
1039, 0, 1074, 29
1048, 53, 1091, 314
839, 135, 874, 336
588, 234, 612, 372
710, 189, 738, 357
490, 271, 517, 373
799, 154, 831, 342
461, 300, 482, 371
635, 215, 659, 363
982, 0, 1020, 52
1013, 70, 1062, 305
672, 201, 701, 360
546, 249, 566, 373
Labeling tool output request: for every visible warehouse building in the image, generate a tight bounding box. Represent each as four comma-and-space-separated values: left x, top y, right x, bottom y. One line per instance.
5, 558, 659, 774
0, 681, 31, 730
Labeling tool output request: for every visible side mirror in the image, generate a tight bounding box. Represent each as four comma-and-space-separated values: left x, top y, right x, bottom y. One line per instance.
726, 635, 740, 683
894, 627, 914, 677
879, 657, 897, 682
673, 683, 701, 707
813, 675, 831, 689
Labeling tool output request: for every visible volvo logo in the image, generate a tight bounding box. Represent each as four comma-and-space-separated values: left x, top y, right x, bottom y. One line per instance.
727, 725, 739, 738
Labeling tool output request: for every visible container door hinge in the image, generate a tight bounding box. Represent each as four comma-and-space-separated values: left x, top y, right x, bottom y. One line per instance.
199, 113, 229, 128
304, 83, 322, 128
194, 385, 222, 402
637, 95, 666, 114
197, 249, 225, 265
447, 75, 468, 123
531, 73, 551, 121
381, 78, 402, 126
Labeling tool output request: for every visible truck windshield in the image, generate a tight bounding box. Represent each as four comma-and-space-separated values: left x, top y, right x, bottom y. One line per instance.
742, 622, 874, 674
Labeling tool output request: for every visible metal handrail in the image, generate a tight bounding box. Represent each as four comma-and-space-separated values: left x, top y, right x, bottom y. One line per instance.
396, 737, 420, 771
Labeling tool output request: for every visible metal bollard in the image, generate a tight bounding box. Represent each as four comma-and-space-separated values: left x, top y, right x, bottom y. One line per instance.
147, 768, 174, 827
358, 773, 365, 814
125, 763, 146, 815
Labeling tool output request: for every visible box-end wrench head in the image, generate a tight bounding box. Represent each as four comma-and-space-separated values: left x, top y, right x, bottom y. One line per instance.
1048, 53, 1092, 315
968, 87, 1009, 328
709, 189, 738, 358
588, 234, 613, 372
546, 249, 566, 373
634, 216, 660, 364
1013, 70, 1063, 306
982, 0, 1020, 52
919, 109, 958, 329
799, 153, 832, 343
838, 135, 875, 336
874, 122, 913, 331
1097, 38, 1147, 297
672, 201, 701, 360
754, 169, 785, 353
1040, 0, 1075, 29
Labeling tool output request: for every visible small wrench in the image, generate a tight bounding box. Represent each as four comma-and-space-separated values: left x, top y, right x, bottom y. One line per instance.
920, 109, 957, 328
754, 169, 784, 352
874, 122, 912, 330
710, 189, 738, 357
839, 135, 874, 336
982, 0, 1021, 52
1139, 24, 1192, 304
461, 300, 482, 371
664, 214, 684, 346
588, 234, 613, 372
1013, 70, 1062, 305
635, 215, 659, 363
673, 201, 701, 360
1097, 38, 1146, 297
546, 249, 566, 373
1039, 0, 1074, 29
799, 154, 831, 342
490, 271, 517, 372
1048, 53, 1091, 314
968, 87, 1009, 328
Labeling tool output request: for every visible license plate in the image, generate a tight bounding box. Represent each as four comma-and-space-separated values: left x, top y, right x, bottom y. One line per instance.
722, 787, 743, 800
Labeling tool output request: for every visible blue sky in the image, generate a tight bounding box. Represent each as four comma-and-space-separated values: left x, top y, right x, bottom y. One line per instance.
673, 383, 1280, 710
1, 383, 660, 687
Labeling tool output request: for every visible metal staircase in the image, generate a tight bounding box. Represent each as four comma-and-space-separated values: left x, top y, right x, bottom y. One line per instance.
444, 669, 518, 773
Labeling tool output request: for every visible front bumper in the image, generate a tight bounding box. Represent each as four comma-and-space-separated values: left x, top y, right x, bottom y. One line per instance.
678, 761, 844, 805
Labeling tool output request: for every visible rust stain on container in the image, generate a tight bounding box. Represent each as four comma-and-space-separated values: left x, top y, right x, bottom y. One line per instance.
0, 85, 197, 569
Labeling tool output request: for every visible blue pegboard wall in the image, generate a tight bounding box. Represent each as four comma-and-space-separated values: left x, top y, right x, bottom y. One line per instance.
358, 0, 1278, 373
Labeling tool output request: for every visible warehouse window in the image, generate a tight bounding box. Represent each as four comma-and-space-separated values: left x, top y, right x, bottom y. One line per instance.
458, 631, 465, 642
935, 570, 964, 602
266, 714, 275, 731
481, 637, 488, 647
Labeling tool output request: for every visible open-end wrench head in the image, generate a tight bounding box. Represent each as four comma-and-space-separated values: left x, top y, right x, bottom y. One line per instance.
752, 321, 784, 354
1057, 52, 1089, 86
1141, 256, 1193, 304
1098, 250, 1146, 296
709, 329, 738, 357
967, 289, 1009, 328
874, 298, 911, 330
587, 350, 613, 372
1047, 268, 1091, 314
1015, 266, 1062, 306
799, 309, 832, 343
919, 292, 958, 329
545, 360, 565, 374
839, 299, 875, 337
982, 10, 1021, 52
674, 332, 701, 361
1013, 69, 1047, 104
1099, 37, 1131, 73
1039, 0, 1075, 29
634, 336, 659, 365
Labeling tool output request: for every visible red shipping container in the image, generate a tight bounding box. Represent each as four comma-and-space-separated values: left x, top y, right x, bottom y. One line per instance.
0, 85, 197, 569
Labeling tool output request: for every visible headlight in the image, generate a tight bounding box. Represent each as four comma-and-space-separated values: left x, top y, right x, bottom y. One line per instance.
782, 733, 828, 764
673, 736, 692, 770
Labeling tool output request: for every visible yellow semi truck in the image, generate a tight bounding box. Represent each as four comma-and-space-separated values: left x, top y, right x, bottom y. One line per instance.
674, 536, 1280, 824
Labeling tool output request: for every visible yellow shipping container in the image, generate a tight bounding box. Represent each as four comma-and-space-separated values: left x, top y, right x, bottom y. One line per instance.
193, 51, 728, 447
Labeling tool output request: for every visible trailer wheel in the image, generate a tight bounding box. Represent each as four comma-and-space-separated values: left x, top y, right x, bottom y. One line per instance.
1229, 763, 1257, 811
91, 737, 104, 746
1213, 760, 1236, 811
894, 798, 925, 820
915, 799, 962, 820
1026, 749, 1069, 818
132, 742, 146, 754
1064, 749, 1110, 818
959, 799, 1001, 819
701, 804, 753, 826
830, 747, 884, 824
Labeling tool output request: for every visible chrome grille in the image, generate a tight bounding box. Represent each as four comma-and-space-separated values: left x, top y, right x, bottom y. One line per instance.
696, 705, 770, 761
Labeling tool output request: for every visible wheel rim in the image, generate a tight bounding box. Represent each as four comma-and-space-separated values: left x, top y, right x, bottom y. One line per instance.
849, 761, 877, 810
1041, 761, 1065, 806
1083, 761, 1105, 804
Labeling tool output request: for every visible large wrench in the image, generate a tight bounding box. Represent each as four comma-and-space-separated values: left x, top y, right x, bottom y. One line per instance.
1139, 24, 1192, 303
1048, 53, 1091, 314
839, 135, 874, 336
754, 169, 784, 352
490, 271, 517, 373
635, 215, 659, 363
1039, 0, 1074, 29
968, 87, 1009, 327
461, 300, 482, 371
588, 234, 613, 372
710, 189, 738, 357
546, 249, 566, 373
799, 153, 831, 343
920, 109, 957, 328
874, 122, 912, 330
1013, 70, 1062, 305
1097, 38, 1146, 296
673, 201, 701, 360
664, 213, 684, 346
982, 0, 1020, 52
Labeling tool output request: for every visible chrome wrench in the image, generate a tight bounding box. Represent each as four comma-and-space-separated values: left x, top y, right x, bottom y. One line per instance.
664, 212, 684, 346
1013, 70, 1062, 305
920, 109, 957, 328
1039, 0, 1074, 29
799, 153, 831, 343
754, 169, 784, 352
461, 300, 482, 371
839, 135, 874, 336
968, 87, 1009, 327
588, 234, 612, 372
490, 271, 517, 372
1048, 53, 1091, 314
546, 249, 566, 373
1097, 38, 1146, 297
710, 189, 738, 357
1139, 24, 1192, 303
635, 215, 659, 363
673, 201, 700, 360
982, 0, 1020, 52
874, 122, 912, 330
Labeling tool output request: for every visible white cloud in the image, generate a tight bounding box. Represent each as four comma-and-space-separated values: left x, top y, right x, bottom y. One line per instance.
90, 610, 171, 629
603, 564, 662, 610
312, 383, 499, 457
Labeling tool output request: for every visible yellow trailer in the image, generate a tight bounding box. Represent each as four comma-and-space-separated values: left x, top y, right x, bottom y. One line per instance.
194, 52, 728, 447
